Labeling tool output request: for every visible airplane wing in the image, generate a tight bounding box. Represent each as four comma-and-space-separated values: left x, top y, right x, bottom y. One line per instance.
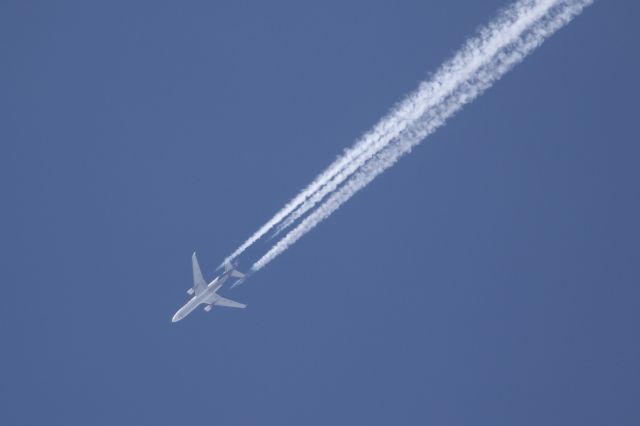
192, 252, 207, 296
213, 296, 247, 309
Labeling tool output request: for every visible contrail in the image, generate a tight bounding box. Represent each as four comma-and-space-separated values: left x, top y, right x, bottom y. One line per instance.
270, 0, 570, 237
221, 0, 567, 266
251, 0, 593, 273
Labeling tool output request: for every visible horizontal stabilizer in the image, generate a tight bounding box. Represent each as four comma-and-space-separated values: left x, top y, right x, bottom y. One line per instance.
223, 259, 235, 273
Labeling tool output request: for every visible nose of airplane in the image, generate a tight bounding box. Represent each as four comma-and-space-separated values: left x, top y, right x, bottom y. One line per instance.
171, 313, 180, 323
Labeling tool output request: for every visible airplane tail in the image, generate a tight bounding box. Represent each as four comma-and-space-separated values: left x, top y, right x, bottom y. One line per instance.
224, 259, 245, 279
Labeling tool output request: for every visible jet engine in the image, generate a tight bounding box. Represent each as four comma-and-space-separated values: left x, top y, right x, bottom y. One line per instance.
204, 305, 212, 312
187, 288, 194, 295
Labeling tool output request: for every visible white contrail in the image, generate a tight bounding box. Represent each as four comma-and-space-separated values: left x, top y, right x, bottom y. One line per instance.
251, 0, 593, 272
221, 0, 564, 265
271, 0, 563, 236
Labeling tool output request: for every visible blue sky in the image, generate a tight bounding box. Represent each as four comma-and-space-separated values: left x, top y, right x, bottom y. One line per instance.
2, 1, 639, 425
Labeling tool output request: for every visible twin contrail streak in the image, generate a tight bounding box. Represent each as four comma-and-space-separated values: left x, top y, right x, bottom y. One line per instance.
250, 0, 593, 272
221, 0, 567, 266
271, 0, 565, 237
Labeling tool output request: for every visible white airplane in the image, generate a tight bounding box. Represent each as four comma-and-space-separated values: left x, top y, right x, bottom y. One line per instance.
172, 253, 247, 323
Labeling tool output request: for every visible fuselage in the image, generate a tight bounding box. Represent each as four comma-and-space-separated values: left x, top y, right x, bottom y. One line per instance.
172, 274, 230, 322
172, 296, 201, 322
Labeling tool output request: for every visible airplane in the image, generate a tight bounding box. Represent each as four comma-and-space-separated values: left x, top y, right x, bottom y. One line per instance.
171, 253, 247, 323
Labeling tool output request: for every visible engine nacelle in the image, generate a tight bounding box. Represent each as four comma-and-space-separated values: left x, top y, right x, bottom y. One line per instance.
187, 288, 194, 295
204, 305, 212, 312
